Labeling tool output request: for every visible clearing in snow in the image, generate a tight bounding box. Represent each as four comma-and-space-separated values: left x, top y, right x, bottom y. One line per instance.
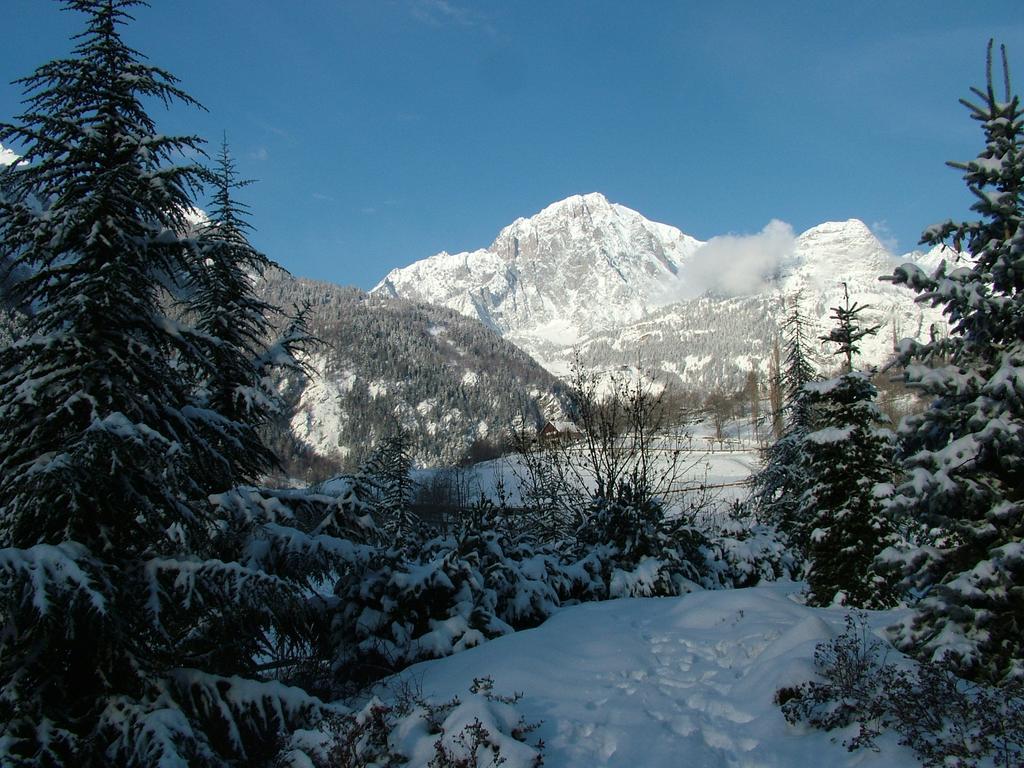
378, 583, 918, 767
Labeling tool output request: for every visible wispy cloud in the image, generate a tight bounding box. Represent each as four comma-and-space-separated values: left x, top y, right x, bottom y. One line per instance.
250, 146, 269, 162
410, 0, 494, 34
247, 115, 295, 144
665, 220, 797, 300
311, 192, 337, 202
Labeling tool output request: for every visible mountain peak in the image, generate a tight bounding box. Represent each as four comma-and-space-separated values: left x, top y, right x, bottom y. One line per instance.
798, 218, 876, 241
496, 192, 621, 242
373, 192, 702, 338
536, 192, 612, 216
794, 219, 890, 267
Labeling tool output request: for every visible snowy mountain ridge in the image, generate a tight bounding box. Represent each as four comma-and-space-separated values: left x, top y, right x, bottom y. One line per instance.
375, 193, 704, 344
373, 194, 951, 385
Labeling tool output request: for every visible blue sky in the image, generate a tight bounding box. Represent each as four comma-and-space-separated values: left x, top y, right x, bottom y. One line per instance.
2, 1, 1023, 290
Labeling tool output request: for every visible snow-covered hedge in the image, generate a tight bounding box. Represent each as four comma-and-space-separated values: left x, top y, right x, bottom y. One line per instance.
281, 677, 544, 768
325, 487, 793, 688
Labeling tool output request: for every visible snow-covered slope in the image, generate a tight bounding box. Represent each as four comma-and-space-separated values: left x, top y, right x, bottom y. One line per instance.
374, 195, 948, 386
375, 193, 703, 344
773, 218, 945, 366
0, 143, 18, 166
391, 584, 917, 767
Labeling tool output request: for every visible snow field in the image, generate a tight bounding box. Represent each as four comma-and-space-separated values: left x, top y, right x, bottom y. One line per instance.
412, 419, 761, 521
386, 584, 918, 767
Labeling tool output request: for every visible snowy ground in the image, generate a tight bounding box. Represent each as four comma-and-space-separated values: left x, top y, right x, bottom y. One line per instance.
409, 419, 762, 522
381, 584, 918, 767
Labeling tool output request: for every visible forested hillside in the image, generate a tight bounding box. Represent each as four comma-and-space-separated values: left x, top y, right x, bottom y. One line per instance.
256, 269, 570, 476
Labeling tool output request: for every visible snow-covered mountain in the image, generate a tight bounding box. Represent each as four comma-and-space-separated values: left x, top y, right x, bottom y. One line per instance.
0, 143, 18, 166
375, 193, 703, 347
374, 194, 951, 388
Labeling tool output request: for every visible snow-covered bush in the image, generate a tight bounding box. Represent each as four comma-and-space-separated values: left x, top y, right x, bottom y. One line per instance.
705, 514, 798, 588
780, 613, 1024, 767
330, 535, 513, 687
329, 495, 578, 687
453, 499, 563, 630
572, 486, 709, 598
286, 678, 544, 768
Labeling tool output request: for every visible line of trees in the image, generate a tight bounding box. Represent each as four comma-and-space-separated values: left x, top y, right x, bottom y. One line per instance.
0, 2, 351, 764
751, 41, 1024, 685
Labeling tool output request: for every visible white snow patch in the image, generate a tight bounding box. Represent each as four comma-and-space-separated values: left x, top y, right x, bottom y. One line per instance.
388, 584, 917, 767
288, 355, 355, 458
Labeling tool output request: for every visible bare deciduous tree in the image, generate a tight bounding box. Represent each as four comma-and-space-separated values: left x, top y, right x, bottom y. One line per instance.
509, 351, 712, 539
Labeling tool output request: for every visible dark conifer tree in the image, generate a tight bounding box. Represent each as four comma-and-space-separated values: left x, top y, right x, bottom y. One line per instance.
364, 427, 421, 544
748, 295, 818, 555
799, 294, 896, 607
883, 42, 1024, 683
192, 139, 277, 465
781, 292, 818, 430
189, 138, 315, 489
820, 282, 882, 373
0, 3, 336, 764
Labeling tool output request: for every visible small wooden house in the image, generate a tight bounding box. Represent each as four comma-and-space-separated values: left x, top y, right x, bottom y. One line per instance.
538, 420, 583, 444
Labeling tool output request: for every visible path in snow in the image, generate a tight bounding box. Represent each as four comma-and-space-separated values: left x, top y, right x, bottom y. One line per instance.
393, 585, 916, 767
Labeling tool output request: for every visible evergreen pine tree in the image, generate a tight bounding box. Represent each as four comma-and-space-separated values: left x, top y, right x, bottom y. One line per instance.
820, 282, 882, 373
748, 295, 818, 556
781, 292, 818, 430
883, 42, 1024, 682
190, 137, 281, 487
799, 294, 897, 608
364, 427, 421, 543
0, 3, 335, 764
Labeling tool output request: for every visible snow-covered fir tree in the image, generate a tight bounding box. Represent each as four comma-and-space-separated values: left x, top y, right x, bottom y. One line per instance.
189, 138, 302, 487
748, 295, 819, 557
0, 3, 345, 764
363, 426, 421, 542
799, 292, 897, 608
883, 42, 1024, 683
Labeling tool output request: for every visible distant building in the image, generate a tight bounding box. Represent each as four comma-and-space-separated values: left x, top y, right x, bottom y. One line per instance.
538, 420, 583, 443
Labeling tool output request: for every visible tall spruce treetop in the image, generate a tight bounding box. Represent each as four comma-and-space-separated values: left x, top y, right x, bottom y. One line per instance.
883, 42, 1024, 683
748, 294, 819, 553
191, 138, 282, 488
820, 282, 882, 373
0, 3, 335, 764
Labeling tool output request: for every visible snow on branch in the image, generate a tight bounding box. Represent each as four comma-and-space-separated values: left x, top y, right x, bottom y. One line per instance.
0, 541, 107, 617
142, 556, 294, 633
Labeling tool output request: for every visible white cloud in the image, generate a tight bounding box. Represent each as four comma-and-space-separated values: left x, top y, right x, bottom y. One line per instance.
674, 220, 796, 299
0, 143, 21, 166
